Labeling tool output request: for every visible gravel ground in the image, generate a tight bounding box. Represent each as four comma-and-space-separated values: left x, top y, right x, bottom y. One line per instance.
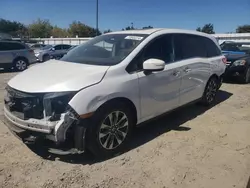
0, 70, 250, 188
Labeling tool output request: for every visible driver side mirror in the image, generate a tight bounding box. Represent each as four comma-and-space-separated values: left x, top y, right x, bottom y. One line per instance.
143, 58, 165, 72
50, 48, 55, 51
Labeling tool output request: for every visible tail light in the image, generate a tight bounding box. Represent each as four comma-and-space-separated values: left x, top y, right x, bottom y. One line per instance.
29, 49, 34, 53
222, 57, 227, 64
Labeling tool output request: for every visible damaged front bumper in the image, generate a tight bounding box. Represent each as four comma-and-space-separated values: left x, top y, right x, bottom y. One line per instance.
3, 106, 87, 155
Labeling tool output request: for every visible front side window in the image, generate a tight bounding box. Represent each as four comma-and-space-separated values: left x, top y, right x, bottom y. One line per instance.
143, 35, 174, 63
126, 35, 174, 72
174, 34, 207, 60
61, 34, 148, 66
54, 45, 62, 50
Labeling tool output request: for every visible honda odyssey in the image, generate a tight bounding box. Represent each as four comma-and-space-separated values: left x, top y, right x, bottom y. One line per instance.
4, 29, 226, 158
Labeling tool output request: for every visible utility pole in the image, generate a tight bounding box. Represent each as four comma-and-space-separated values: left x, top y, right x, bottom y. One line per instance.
96, 0, 99, 36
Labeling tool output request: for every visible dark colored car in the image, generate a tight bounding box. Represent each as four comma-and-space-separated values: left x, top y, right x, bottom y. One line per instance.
221, 41, 250, 83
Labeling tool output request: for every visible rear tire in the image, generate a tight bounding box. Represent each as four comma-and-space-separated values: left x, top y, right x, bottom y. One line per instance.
200, 77, 219, 106
13, 58, 28, 71
85, 101, 135, 159
241, 67, 250, 84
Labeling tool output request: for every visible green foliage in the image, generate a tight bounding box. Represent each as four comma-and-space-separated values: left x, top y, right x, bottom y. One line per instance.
51, 26, 69, 38
196, 23, 215, 34
104, 29, 112, 34
28, 19, 53, 38
0, 18, 28, 37
142, 26, 153, 29
68, 21, 101, 37
236, 25, 250, 33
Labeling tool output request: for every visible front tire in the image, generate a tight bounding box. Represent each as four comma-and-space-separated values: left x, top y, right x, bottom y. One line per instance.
241, 67, 250, 84
200, 77, 219, 106
86, 102, 134, 159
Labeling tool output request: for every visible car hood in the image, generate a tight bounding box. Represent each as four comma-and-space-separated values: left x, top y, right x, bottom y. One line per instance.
34, 49, 47, 53
8, 60, 110, 93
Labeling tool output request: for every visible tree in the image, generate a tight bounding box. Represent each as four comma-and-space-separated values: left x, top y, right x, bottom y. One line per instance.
0, 18, 28, 37
142, 26, 153, 29
196, 23, 215, 34
236, 25, 250, 33
51, 26, 69, 37
104, 29, 112, 34
196, 27, 201, 32
68, 21, 101, 37
28, 19, 53, 38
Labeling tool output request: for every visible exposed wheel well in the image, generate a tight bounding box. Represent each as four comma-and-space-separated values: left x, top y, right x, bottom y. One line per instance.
97, 97, 138, 124
210, 74, 219, 80
13, 56, 29, 65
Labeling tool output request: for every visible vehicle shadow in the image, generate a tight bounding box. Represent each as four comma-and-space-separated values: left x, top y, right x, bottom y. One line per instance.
27, 90, 233, 164
0, 68, 15, 73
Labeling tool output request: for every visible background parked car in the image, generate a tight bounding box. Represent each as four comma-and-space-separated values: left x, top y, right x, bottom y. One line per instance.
221, 41, 250, 83
0, 40, 37, 71
29, 43, 47, 50
34, 44, 72, 62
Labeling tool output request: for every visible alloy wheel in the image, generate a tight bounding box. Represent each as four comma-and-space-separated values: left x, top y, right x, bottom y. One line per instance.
16, 60, 27, 71
99, 111, 129, 150
206, 79, 217, 103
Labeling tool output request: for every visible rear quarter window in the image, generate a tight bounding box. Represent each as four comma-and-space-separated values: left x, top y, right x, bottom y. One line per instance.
204, 37, 222, 57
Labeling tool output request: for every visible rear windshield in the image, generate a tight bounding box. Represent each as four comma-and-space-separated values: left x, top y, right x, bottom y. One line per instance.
61, 34, 148, 66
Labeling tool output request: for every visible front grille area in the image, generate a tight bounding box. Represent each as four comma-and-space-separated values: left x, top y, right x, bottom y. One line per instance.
5, 87, 44, 120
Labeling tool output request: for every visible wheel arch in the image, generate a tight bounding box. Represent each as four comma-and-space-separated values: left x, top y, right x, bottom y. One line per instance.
95, 97, 138, 124
69, 94, 139, 125
12, 56, 29, 65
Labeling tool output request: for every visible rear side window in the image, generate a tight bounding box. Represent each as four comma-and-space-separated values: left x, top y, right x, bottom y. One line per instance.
0, 42, 26, 51
62, 45, 71, 50
204, 38, 221, 57
174, 34, 207, 61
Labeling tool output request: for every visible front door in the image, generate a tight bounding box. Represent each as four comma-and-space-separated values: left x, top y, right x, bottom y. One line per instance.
136, 34, 182, 122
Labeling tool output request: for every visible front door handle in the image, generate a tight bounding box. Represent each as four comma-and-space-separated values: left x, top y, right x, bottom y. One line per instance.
184, 67, 191, 73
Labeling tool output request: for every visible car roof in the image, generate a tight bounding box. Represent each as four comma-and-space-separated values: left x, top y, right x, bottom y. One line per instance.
107, 28, 216, 41
109, 28, 210, 36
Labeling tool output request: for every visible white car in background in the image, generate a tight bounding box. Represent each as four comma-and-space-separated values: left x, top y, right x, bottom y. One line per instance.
4, 28, 226, 158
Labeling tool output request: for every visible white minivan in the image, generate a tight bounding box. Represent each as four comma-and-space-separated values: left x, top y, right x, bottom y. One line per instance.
4, 29, 226, 158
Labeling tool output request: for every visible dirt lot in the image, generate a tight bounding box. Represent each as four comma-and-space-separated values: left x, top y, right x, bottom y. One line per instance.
0, 70, 250, 188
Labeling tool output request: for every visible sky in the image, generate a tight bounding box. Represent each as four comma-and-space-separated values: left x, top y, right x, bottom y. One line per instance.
0, 0, 249, 33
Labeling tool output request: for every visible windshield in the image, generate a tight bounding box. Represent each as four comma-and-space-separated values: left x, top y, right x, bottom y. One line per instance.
220, 42, 250, 53
61, 34, 148, 65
